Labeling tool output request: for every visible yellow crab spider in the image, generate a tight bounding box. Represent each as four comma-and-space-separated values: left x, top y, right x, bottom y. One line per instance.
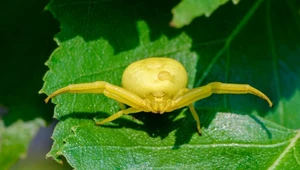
45, 57, 273, 134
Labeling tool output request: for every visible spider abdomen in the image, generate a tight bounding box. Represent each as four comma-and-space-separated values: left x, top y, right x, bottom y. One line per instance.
122, 57, 188, 99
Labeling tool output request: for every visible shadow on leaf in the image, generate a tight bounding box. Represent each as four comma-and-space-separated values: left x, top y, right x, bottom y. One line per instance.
58, 108, 213, 148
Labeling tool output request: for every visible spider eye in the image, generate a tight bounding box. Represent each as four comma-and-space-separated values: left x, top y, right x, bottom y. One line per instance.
158, 71, 173, 82
152, 91, 165, 97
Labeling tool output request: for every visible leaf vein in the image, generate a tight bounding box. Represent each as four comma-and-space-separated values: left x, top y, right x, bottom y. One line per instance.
267, 130, 300, 170
195, 0, 264, 87
65, 141, 290, 151
294, 147, 300, 166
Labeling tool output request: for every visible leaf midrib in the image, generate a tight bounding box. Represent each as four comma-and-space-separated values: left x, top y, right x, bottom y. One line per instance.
64, 140, 291, 150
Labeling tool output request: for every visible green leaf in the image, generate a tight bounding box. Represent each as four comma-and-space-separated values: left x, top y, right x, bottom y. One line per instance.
41, 19, 198, 163
59, 113, 300, 169
191, 0, 300, 130
42, 0, 300, 169
170, 0, 239, 28
0, 119, 45, 169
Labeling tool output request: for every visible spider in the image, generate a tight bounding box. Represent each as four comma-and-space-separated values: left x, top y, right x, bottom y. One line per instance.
45, 57, 273, 134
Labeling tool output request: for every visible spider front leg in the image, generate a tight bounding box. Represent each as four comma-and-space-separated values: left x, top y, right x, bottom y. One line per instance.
95, 107, 142, 125
172, 82, 273, 134
44, 81, 145, 109
174, 82, 273, 108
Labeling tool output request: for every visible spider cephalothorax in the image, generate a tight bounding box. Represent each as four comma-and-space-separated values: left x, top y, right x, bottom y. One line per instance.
45, 57, 272, 134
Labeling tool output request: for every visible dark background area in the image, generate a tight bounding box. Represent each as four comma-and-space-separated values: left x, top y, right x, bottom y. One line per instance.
0, 0, 70, 169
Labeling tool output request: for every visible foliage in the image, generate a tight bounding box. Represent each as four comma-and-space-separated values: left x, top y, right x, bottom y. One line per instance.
171, 0, 240, 28
2, 0, 300, 169
0, 0, 57, 168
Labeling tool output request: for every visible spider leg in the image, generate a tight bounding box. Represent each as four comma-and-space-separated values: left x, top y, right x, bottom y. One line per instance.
173, 82, 273, 109
119, 102, 127, 110
95, 107, 142, 125
45, 81, 145, 109
188, 104, 202, 135
172, 88, 189, 100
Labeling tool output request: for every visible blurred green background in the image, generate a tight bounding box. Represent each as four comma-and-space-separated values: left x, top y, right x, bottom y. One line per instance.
0, 0, 70, 169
